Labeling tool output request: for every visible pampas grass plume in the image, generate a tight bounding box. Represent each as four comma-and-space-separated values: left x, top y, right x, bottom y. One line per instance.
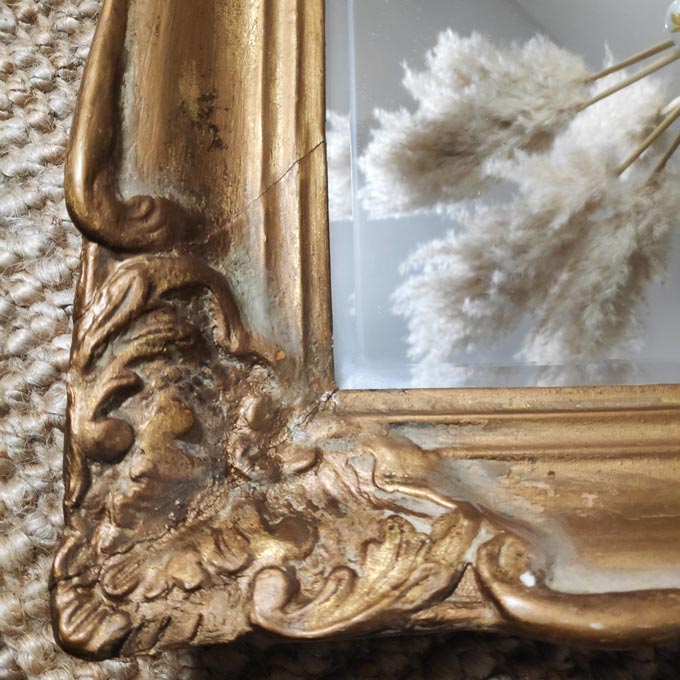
393, 68, 676, 374
326, 112, 353, 221
359, 31, 591, 219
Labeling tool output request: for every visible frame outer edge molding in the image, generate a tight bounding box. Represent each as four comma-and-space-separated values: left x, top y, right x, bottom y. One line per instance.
51, 0, 680, 661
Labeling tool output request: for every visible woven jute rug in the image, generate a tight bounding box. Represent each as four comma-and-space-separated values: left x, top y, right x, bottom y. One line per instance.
2, 1, 680, 678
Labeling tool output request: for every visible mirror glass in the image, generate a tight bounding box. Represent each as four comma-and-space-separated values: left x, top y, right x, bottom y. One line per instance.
326, 0, 680, 389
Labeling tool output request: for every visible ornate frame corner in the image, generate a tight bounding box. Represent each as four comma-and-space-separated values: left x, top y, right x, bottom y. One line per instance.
51, 0, 680, 660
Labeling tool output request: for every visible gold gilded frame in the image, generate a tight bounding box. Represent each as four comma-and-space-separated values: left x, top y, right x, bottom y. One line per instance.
51, 0, 680, 660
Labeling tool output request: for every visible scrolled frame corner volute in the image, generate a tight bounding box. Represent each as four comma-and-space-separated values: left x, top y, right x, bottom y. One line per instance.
51, 0, 680, 661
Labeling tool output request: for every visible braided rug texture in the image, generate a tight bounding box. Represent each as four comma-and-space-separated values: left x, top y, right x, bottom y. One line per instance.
1, 1, 680, 678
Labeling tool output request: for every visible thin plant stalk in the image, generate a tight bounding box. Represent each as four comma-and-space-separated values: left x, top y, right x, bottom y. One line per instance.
651, 130, 680, 177
587, 40, 675, 82
579, 50, 680, 111
618, 104, 680, 175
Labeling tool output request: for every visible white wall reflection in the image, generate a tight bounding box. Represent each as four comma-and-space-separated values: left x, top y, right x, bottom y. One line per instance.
327, 0, 680, 389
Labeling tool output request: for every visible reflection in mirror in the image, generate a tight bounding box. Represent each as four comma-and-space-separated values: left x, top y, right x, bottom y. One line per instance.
326, 0, 680, 389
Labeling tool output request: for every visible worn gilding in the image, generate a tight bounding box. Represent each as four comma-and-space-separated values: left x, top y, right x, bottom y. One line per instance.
51, 0, 680, 660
